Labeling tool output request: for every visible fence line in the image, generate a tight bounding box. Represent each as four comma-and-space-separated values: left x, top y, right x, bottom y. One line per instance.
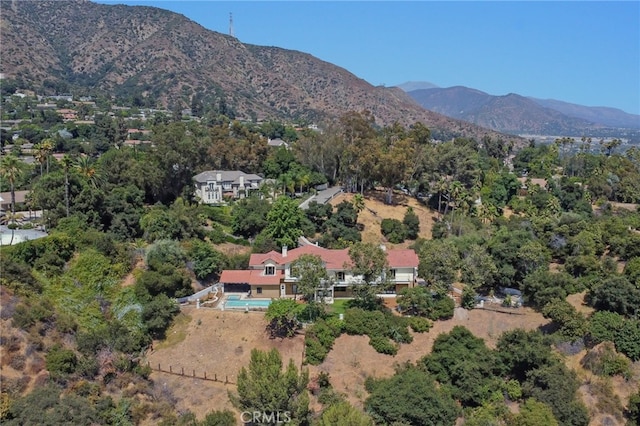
148, 362, 235, 385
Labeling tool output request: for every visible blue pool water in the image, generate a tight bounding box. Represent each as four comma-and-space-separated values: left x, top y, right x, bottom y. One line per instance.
224, 295, 272, 309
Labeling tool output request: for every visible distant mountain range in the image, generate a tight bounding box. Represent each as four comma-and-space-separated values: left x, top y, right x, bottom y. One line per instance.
0, 0, 519, 144
399, 82, 640, 136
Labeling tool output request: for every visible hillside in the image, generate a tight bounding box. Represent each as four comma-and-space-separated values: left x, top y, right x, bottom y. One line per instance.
409, 87, 601, 135
0, 0, 521, 143
407, 85, 640, 137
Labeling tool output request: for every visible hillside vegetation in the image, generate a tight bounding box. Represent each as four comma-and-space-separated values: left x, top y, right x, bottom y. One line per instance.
0, 0, 521, 143
1, 73, 640, 424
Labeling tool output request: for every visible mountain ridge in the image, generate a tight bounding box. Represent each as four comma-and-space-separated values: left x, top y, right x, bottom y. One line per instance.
0, 0, 521, 144
402, 83, 640, 135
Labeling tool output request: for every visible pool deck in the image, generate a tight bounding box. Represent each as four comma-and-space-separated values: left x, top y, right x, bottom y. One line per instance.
220, 293, 272, 311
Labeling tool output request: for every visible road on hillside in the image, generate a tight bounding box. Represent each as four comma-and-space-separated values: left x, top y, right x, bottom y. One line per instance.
299, 186, 343, 210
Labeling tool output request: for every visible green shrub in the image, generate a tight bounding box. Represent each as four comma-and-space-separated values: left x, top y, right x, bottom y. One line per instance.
304, 318, 344, 365
76, 356, 99, 379
403, 207, 420, 240
206, 226, 228, 244
461, 287, 477, 310
343, 308, 412, 353
408, 317, 431, 333
12, 301, 55, 330
0, 257, 41, 294
305, 336, 329, 366
380, 218, 406, 243
432, 295, 455, 320
505, 379, 522, 400
369, 336, 398, 355
46, 345, 78, 379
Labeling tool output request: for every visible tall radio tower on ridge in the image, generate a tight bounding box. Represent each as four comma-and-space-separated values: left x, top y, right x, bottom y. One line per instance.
229, 12, 234, 37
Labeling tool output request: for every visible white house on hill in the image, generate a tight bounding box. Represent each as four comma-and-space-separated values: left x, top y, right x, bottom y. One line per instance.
193, 170, 264, 204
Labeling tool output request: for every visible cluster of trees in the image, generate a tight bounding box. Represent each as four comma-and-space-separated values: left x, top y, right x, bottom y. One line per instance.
3, 97, 640, 424
364, 327, 590, 425
231, 327, 598, 425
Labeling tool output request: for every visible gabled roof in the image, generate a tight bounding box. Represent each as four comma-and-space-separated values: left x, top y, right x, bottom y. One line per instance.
219, 269, 283, 285
249, 245, 418, 270
385, 249, 420, 268
193, 170, 263, 184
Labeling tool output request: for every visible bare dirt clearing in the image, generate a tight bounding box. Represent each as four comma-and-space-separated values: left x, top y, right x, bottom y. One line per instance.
566, 291, 595, 316
145, 308, 304, 419
330, 190, 435, 246
147, 305, 548, 417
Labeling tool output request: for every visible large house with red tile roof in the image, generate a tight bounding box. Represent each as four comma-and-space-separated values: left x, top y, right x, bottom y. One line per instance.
219, 244, 420, 299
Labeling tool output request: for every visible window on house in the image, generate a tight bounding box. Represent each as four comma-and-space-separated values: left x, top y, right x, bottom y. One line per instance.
389, 269, 396, 279
334, 286, 347, 292
256, 287, 263, 294
336, 271, 345, 281
292, 284, 297, 294
265, 266, 275, 276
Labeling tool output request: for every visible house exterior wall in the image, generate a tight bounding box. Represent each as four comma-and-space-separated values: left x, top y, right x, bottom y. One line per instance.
221, 245, 420, 299
391, 267, 418, 284
195, 182, 223, 204
194, 171, 263, 205
251, 285, 280, 299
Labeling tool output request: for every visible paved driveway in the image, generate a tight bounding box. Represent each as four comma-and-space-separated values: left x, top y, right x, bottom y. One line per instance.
299, 186, 343, 209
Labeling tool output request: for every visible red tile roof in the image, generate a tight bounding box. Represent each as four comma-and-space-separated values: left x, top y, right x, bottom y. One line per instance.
219, 270, 252, 284
219, 269, 282, 285
249, 245, 417, 269
386, 249, 420, 268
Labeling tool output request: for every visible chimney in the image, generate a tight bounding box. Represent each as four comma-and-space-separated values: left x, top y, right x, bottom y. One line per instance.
239, 175, 244, 186
216, 173, 222, 181
282, 245, 288, 257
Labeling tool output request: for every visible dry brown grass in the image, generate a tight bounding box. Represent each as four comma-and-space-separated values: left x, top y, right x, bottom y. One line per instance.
146, 305, 549, 418
145, 308, 304, 420
330, 190, 436, 247
565, 348, 640, 426
566, 291, 595, 316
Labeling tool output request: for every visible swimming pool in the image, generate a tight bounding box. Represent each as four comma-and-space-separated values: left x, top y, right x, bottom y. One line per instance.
223, 295, 272, 309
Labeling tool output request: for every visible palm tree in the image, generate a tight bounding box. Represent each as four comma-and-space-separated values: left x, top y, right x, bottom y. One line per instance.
0, 155, 24, 245
449, 180, 464, 223
352, 193, 365, 215
40, 138, 54, 173
279, 173, 295, 196
435, 177, 448, 217
75, 155, 104, 189
299, 172, 311, 194
33, 143, 47, 176
544, 196, 561, 218
59, 154, 76, 217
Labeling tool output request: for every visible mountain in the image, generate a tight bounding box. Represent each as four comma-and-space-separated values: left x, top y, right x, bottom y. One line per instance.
395, 81, 440, 92
0, 0, 520, 144
403, 84, 640, 136
528, 98, 640, 130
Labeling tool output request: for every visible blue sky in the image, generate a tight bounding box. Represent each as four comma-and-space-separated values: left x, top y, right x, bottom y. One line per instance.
97, 1, 640, 115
